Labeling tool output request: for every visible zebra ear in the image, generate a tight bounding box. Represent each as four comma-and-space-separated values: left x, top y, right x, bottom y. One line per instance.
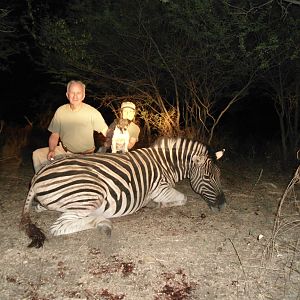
192, 155, 206, 166
216, 149, 225, 160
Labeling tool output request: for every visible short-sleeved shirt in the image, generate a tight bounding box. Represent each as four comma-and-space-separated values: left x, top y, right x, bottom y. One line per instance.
48, 103, 108, 153
128, 122, 140, 141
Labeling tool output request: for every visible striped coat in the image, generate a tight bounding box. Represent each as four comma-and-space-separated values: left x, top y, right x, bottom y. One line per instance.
20, 137, 226, 248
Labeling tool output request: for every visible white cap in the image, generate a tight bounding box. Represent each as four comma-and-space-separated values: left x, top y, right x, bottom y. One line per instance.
121, 102, 136, 110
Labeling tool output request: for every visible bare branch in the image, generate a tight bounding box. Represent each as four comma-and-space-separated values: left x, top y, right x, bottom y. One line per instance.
0, 8, 15, 33
283, 0, 300, 5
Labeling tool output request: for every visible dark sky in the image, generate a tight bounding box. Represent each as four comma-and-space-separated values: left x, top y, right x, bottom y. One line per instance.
1, 55, 114, 125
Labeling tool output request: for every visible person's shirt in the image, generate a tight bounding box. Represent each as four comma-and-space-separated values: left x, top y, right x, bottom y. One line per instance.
128, 122, 140, 141
48, 103, 108, 153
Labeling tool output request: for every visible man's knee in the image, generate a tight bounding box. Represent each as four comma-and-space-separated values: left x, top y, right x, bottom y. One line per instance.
32, 148, 48, 173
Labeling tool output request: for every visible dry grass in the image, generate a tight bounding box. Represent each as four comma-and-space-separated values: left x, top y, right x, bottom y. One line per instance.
271, 165, 300, 253
0, 123, 32, 168
1, 143, 300, 299
260, 163, 300, 299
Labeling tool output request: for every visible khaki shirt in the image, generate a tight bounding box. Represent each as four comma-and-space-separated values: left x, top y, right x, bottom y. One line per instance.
127, 122, 140, 141
48, 103, 108, 153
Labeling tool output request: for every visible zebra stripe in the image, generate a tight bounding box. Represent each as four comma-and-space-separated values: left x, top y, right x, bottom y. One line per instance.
20, 137, 226, 248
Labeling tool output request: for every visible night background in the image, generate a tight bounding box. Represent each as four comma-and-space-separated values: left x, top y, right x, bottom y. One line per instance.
1, 2, 300, 298
1, 0, 299, 167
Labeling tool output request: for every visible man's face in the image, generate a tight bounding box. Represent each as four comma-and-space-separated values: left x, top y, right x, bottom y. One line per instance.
122, 107, 135, 121
66, 83, 85, 107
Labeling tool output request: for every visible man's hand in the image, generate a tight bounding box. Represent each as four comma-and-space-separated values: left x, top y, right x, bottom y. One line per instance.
47, 150, 55, 161
48, 132, 60, 161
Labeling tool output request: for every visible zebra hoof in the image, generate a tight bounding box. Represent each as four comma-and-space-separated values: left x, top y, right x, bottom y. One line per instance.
98, 224, 112, 237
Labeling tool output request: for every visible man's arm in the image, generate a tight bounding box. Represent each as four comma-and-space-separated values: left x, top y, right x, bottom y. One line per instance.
128, 137, 137, 150
101, 125, 108, 137
47, 132, 60, 160
127, 122, 140, 150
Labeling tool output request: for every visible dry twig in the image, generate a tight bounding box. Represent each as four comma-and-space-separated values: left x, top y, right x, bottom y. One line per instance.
267, 165, 300, 258
250, 168, 263, 193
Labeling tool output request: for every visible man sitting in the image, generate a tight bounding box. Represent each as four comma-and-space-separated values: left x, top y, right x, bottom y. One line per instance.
32, 80, 108, 172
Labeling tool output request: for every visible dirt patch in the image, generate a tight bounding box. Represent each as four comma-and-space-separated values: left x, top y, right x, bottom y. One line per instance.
0, 158, 299, 299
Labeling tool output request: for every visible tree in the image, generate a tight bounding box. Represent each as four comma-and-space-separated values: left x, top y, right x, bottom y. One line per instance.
263, 61, 299, 164
24, 0, 299, 151
0, 7, 18, 70
254, 4, 300, 163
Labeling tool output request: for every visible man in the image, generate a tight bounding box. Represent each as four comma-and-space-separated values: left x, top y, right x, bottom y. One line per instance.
102, 101, 140, 152
32, 80, 108, 172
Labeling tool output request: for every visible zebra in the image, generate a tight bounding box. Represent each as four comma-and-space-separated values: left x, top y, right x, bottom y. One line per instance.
20, 137, 226, 248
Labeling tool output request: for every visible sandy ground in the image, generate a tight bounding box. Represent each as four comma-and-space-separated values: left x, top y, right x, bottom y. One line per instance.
0, 157, 299, 300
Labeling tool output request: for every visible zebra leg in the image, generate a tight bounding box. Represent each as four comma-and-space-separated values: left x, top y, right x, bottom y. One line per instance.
153, 187, 187, 208
50, 211, 112, 237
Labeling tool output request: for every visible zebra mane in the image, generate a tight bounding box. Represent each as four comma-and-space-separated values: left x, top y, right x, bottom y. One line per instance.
151, 136, 182, 148
151, 136, 217, 161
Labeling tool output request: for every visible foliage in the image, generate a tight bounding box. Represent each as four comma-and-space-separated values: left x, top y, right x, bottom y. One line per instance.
0, 6, 21, 70
249, 2, 300, 163
22, 0, 299, 150
0, 122, 32, 167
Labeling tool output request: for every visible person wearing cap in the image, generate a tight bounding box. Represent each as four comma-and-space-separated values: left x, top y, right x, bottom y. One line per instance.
32, 80, 108, 172
102, 101, 140, 152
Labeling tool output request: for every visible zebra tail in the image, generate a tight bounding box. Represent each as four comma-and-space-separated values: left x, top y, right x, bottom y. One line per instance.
20, 185, 46, 248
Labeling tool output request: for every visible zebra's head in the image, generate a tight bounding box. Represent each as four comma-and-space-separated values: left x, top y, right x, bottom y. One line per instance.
189, 148, 226, 211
